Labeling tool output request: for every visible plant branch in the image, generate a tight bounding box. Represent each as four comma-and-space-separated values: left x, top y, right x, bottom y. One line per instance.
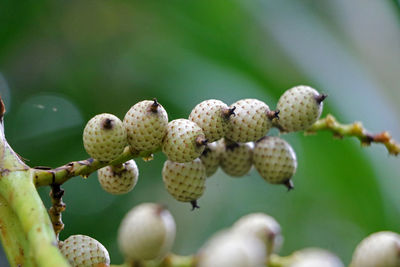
33, 147, 154, 187
0, 194, 33, 267
49, 184, 66, 240
306, 114, 400, 155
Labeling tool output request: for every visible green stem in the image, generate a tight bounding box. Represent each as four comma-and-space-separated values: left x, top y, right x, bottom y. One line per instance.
0, 170, 70, 267
305, 114, 400, 155
0, 194, 33, 267
33, 147, 155, 187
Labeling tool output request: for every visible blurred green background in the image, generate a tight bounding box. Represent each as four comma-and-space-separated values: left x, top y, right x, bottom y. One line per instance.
1, 0, 400, 265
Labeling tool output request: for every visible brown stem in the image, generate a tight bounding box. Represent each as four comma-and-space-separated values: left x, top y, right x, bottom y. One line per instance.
49, 184, 66, 240
306, 114, 400, 156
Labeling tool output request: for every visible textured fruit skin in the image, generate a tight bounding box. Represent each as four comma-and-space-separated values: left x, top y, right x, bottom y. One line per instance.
189, 99, 230, 142
162, 159, 206, 202
220, 139, 253, 177
289, 248, 344, 267
253, 136, 297, 185
97, 160, 139, 195
118, 203, 176, 261
162, 119, 206, 163
276, 85, 324, 132
83, 113, 127, 161
225, 99, 272, 143
198, 230, 266, 267
200, 141, 223, 177
350, 231, 400, 267
123, 100, 168, 152
232, 213, 283, 256
59, 235, 110, 267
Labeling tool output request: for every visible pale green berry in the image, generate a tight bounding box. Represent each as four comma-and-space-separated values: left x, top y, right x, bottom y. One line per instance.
97, 159, 139, 195
232, 213, 283, 256
198, 230, 266, 267
225, 99, 276, 143
59, 235, 110, 267
288, 248, 344, 267
118, 203, 176, 262
162, 158, 206, 209
189, 99, 234, 142
253, 136, 297, 190
350, 231, 400, 267
83, 113, 127, 161
276, 85, 327, 132
162, 119, 206, 163
200, 141, 223, 177
123, 99, 168, 152
220, 139, 253, 177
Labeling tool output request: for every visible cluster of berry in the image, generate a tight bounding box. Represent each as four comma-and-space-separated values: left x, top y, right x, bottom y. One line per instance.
82, 85, 326, 208
59, 203, 400, 267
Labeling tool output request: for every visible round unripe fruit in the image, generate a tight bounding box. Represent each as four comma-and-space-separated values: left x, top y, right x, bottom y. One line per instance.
288, 248, 344, 267
123, 99, 168, 152
118, 203, 176, 262
162, 119, 206, 163
232, 213, 283, 256
198, 230, 266, 267
189, 99, 233, 142
276, 85, 326, 132
253, 136, 297, 189
83, 113, 127, 161
162, 159, 206, 209
59, 234, 110, 267
220, 139, 253, 177
225, 98, 275, 143
97, 159, 139, 195
350, 231, 400, 267
200, 141, 223, 177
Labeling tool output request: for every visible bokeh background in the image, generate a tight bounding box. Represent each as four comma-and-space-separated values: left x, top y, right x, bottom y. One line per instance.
1, 0, 400, 265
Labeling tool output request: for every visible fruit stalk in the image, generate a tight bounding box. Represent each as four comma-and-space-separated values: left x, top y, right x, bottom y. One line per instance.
306, 114, 400, 155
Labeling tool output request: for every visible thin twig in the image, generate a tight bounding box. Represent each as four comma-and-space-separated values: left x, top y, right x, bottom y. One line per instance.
49, 184, 66, 240
305, 114, 400, 155
33, 147, 155, 187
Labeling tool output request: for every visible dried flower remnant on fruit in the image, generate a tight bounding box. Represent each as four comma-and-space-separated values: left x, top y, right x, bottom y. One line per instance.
124, 99, 168, 152
83, 113, 127, 161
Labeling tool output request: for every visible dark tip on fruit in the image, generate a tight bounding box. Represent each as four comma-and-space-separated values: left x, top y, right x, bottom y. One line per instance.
283, 179, 294, 191
149, 98, 160, 113
267, 231, 276, 241
256, 136, 269, 143
190, 200, 200, 211
102, 118, 114, 130
196, 136, 208, 147
0, 95, 5, 120
267, 109, 280, 120
222, 106, 236, 119
155, 204, 167, 216
314, 93, 328, 104
202, 146, 211, 156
